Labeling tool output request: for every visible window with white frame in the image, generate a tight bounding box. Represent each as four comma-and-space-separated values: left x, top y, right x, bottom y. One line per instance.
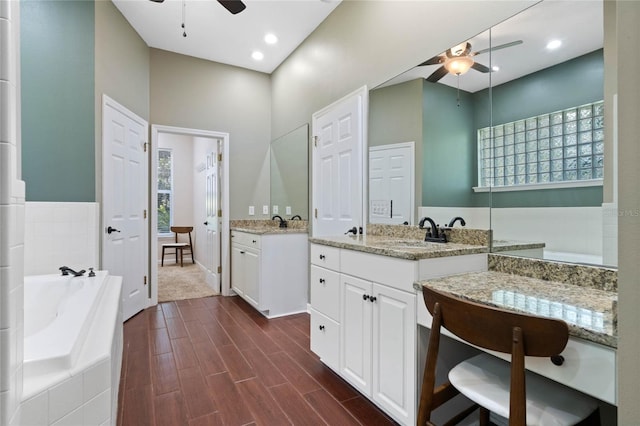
477, 100, 604, 189
157, 149, 173, 234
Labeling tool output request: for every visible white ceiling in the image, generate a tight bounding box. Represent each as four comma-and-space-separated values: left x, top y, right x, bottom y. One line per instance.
112, 0, 603, 86
380, 0, 603, 92
111, 0, 341, 74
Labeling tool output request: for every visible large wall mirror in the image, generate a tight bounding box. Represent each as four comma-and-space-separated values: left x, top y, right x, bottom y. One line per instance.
270, 124, 309, 220
368, 0, 613, 267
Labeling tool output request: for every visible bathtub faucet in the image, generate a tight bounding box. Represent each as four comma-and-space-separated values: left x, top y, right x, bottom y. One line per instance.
59, 266, 86, 277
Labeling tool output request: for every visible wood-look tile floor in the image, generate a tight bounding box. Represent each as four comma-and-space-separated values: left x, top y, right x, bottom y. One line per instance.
117, 295, 398, 426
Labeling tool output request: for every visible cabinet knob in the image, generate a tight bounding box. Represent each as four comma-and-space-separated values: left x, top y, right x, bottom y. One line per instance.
370, 296, 377, 303
319, 278, 325, 284
319, 325, 325, 331
252, 240, 257, 243
363, 294, 369, 301
550, 355, 565, 366
319, 254, 326, 260
240, 251, 245, 254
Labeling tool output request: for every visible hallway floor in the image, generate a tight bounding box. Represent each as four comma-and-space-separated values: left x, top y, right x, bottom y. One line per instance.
117, 295, 397, 425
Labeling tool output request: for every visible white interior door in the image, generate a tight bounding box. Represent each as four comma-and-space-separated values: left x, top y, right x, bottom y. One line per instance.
369, 142, 414, 225
204, 139, 221, 292
312, 87, 367, 237
102, 95, 149, 321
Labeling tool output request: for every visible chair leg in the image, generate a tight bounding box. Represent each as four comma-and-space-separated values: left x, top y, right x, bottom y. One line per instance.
479, 407, 491, 426
161, 247, 165, 266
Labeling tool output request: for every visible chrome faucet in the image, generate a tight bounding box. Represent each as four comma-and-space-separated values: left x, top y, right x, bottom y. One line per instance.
59, 266, 86, 277
447, 216, 466, 227
272, 215, 287, 228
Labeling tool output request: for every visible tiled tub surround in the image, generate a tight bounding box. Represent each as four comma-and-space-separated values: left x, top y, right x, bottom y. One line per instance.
230, 219, 308, 234
417, 253, 618, 405
20, 274, 123, 426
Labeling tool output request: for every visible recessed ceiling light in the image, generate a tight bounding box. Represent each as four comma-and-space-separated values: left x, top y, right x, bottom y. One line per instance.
546, 39, 562, 50
492, 65, 500, 72
252, 51, 264, 61
264, 33, 278, 45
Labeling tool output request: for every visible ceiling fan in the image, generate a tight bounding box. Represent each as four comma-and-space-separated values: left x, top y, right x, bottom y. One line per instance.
149, 0, 247, 15
419, 40, 523, 83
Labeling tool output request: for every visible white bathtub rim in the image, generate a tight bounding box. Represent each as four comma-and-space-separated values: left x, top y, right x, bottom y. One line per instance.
22, 275, 123, 401
24, 271, 109, 379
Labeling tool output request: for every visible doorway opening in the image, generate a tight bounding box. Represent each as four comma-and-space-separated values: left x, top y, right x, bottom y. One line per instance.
150, 125, 231, 305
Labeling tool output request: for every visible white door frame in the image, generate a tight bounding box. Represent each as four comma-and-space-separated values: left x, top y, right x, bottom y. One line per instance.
150, 125, 231, 304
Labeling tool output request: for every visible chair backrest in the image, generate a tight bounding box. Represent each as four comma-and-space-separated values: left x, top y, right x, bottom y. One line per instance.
170, 226, 193, 243
422, 286, 569, 357
419, 286, 570, 426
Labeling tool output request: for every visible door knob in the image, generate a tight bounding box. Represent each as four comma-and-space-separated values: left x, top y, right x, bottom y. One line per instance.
204, 221, 209, 225
106, 226, 121, 234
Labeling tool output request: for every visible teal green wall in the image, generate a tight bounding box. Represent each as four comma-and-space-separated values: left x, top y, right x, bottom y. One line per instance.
422, 82, 490, 207
473, 50, 604, 208
21, 0, 95, 202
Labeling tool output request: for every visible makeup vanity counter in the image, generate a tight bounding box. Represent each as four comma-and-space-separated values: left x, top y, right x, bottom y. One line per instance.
417, 253, 618, 405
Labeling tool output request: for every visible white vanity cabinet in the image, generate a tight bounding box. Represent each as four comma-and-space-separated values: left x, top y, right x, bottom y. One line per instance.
231, 230, 308, 318
309, 241, 488, 426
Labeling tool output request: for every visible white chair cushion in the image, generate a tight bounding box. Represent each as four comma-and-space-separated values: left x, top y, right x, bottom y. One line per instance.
449, 354, 599, 426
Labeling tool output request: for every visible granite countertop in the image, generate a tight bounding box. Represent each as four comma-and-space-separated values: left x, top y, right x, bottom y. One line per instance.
491, 239, 546, 252
308, 235, 488, 260
231, 226, 308, 235
230, 219, 308, 235
417, 270, 617, 348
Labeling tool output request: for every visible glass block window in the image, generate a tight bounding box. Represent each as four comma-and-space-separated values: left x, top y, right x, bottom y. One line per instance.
157, 149, 173, 234
478, 100, 604, 188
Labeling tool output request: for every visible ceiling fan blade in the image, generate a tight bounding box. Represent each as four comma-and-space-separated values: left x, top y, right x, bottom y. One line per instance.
472, 40, 523, 56
218, 0, 246, 14
426, 66, 449, 83
418, 55, 444, 67
149, 0, 164, 2
471, 62, 491, 73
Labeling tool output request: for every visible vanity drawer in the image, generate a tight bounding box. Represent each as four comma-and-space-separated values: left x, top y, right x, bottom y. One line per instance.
310, 308, 339, 371
310, 244, 340, 270
231, 231, 261, 249
310, 265, 340, 321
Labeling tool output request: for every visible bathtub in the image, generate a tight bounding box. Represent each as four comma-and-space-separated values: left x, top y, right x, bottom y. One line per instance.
24, 271, 108, 377
22, 271, 124, 425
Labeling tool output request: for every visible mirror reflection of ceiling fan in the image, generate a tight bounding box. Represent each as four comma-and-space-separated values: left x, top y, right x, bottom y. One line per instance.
419, 40, 523, 83
149, 0, 247, 15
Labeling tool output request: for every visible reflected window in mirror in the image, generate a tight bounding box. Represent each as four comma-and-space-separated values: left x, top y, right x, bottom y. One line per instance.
477, 100, 604, 190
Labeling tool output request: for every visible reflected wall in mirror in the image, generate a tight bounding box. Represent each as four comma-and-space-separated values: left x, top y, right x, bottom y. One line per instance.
369, 26, 492, 229
480, 1, 612, 267
270, 124, 309, 220
368, 0, 613, 268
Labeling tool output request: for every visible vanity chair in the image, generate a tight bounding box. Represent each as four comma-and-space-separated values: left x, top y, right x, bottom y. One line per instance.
161, 226, 194, 267
418, 286, 601, 426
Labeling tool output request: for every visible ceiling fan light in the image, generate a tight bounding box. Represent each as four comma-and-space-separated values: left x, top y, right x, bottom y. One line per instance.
444, 56, 473, 75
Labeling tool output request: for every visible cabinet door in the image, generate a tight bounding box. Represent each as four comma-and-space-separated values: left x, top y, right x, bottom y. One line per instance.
372, 283, 416, 425
231, 244, 245, 296
340, 274, 372, 396
242, 248, 260, 308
